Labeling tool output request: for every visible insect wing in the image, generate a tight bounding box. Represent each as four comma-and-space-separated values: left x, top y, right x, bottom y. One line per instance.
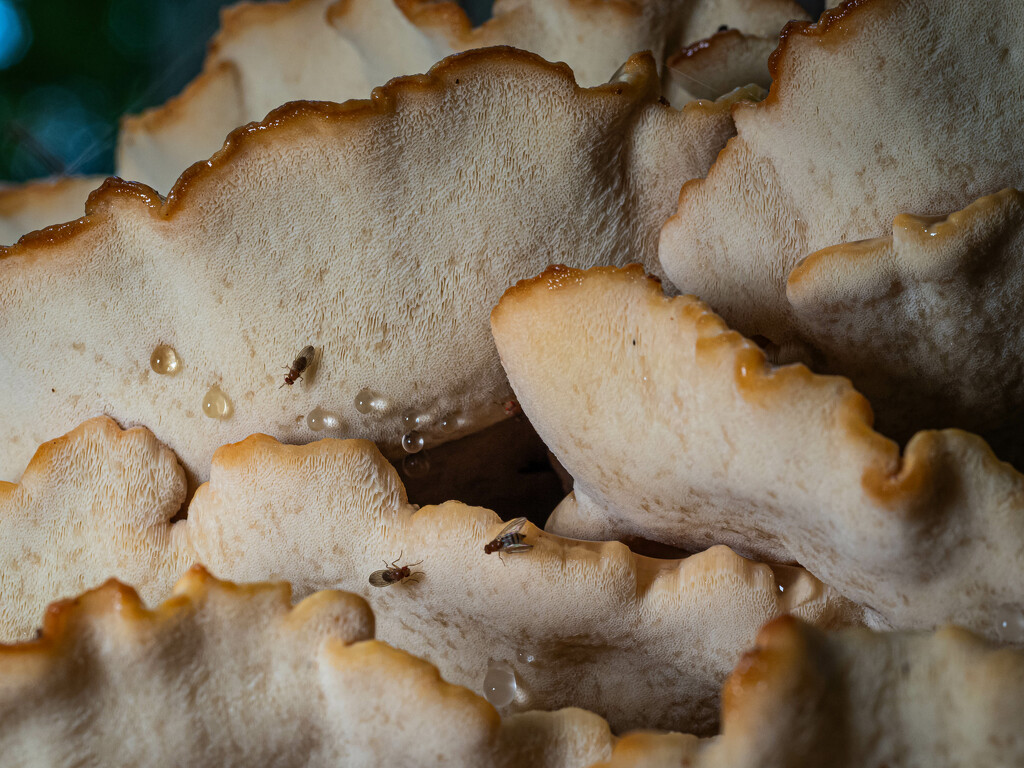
495, 517, 528, 540
503, 543, 533, 554
296, 345, 316, 368
369, 569, 398, 587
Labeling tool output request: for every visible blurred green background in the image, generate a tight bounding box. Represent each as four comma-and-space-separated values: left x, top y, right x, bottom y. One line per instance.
0, 0, 822, 183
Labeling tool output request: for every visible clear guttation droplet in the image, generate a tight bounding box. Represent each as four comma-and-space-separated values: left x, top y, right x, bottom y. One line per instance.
354, 388, 388, 414
483, 660, 517, 708
608, 62, 637, 84
402, 431, 425, 454
307, 407, 341, 431
402, 452, 430, 478
202, 385, 233, 420
150, 344, 180, 375
402, 408, 428, 429
996, 613, 1024, 643
439, 411, 462, 433
516, 650, 536, 665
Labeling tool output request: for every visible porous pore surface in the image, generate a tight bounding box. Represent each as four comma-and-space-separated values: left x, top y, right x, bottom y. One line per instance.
0, 48, 745, 485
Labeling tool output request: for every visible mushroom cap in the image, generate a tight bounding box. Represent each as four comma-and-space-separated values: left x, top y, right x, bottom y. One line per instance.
664, 29, 777, 104
0, 567, 623, 768
0, 176, 103, 246
707, 616, 1024, 767
118, 0, 806, 193
0, 416, 856, 735
659, 0, 1024, 432
490, 264, 1024, 640
787, 188, 1024, 438
0, 48, 743, 486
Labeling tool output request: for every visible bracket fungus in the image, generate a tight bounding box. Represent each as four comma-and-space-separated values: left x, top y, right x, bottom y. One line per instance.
787, 188, 1024, 442
2, 0, 804, 245
0, 568, 622, 768
0, 176, 103, 246
664, 29, 777, 105
704, 616, 1024, 767
491, 265, 1024, 642
0, 417, 856, 735
660, 0, 1024, 438
5, 570, 1018, 766
118, 0, 806, 193
0, 48, 751, 487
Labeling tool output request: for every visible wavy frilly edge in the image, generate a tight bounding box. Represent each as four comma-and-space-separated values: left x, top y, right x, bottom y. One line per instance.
706, 616, 1024, 767
664, 28, 777, 104
0, 415, 858, 735
490, 264, 1024, 641
659, 0, 1024, 437
2, 0, 803, 244
0, 47, 747, 489
116, 0, 806, 192
784, 187, 1024, 440
0, 176, 105, 246
6, 573, 1019, 766
0, 567, 624, 768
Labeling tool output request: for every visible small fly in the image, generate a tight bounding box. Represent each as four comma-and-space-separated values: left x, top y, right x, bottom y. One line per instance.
280, 345, 315, 388
484, 517, 533, 563
368, 553, 423, 587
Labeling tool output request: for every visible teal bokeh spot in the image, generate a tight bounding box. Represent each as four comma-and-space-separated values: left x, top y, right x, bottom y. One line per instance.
0, 0, 31, 70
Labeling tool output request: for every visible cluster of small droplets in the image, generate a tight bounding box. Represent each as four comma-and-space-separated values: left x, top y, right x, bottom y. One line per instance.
202, 385, 234, 420
401, 431, 425, 454
354, 388, 389, 414
306, 407, 341, 431
483, 660, 517, 707
149, 344, 180, 375
402, 452, 431, 478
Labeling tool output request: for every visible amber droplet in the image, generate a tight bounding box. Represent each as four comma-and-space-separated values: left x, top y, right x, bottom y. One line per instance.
203, 386, 233, 420
150, 344, 180, 375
